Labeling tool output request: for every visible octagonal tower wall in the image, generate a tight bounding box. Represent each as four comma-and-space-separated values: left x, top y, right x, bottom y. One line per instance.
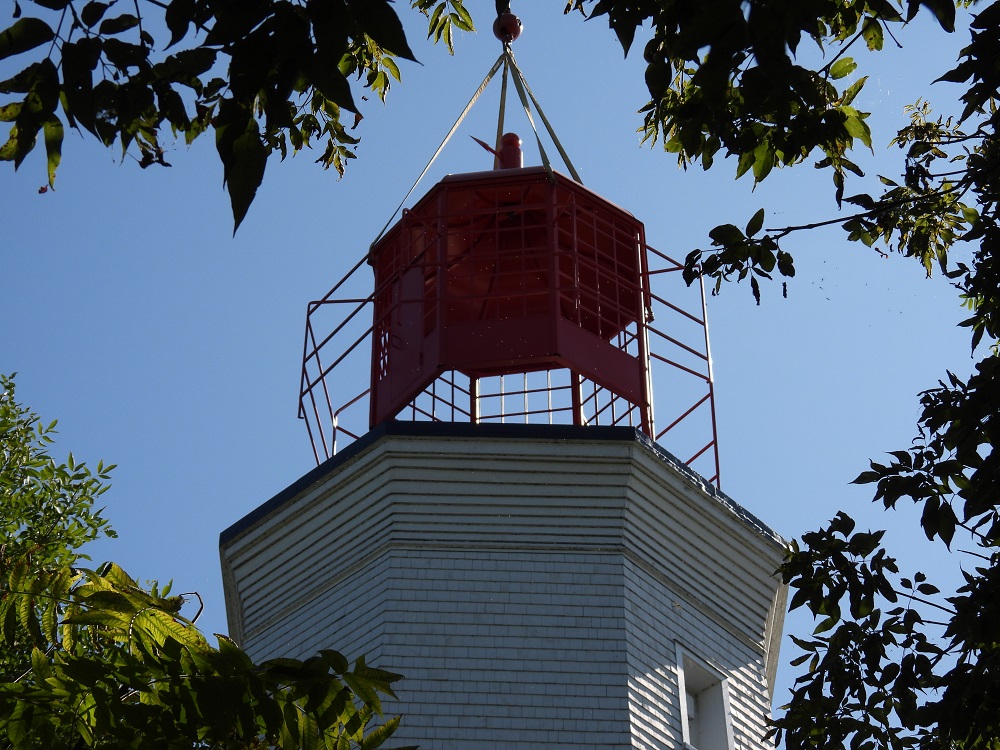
220, 424, 786, 750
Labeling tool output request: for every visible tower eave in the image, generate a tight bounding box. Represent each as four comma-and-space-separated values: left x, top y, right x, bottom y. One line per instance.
220, 423, 787, 696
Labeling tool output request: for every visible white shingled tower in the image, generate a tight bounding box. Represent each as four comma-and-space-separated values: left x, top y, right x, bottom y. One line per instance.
220, 11, 787, 749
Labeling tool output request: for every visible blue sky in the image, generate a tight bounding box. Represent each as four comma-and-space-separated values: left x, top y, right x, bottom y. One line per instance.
1, 0, 976, 712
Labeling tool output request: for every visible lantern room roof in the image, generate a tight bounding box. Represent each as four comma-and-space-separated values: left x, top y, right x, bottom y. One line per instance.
438, 166, 639, 217
367, 166, 641, 265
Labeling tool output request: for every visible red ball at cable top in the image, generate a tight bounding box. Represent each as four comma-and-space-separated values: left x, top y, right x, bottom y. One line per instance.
493, 12, 522, 43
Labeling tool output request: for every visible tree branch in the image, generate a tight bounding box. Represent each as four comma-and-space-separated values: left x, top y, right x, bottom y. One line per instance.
765, 185, 964, 240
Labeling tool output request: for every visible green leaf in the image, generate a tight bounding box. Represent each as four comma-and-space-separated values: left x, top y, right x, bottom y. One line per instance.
17, 591, 43, 647
0, 120, 41, 169
6, 702, 30, 749
3, 595, 19, 646
451, 3, 475, 32
136, 607, 208, 651
830, 57, 858, 80
215, 107, 267, 232
164, 0, 196, 48
0, 18, 55, 61
758, 245, 776, 273
920, 0, 956, 32
843, 112, 872, 148
736, 149, 754, 179
851, 470, 880, 484
157, 86, 189, 129
359, 715, 400, 750
845, 193, 876, 210
96, 561, 139, 590
829, 512, 856, 536
346, 0, 417, 61
99, 14, 140, 35
847, 531, 881, 556
935, 501, 957, 548
342, 672, 380, 713
40, 590, 58, 642
319, 649, 350, 675
30, 646, 51, 680
814, 615, 838, 634
80, 2, 112, 28
299, 705, 319, 750
427, 3, 445, 38
383, 57, 400, 81
862, 18, 884, 51
60, 38, 101, 133
61, 608, 131, 629
0, 101, 22, 121
102, 38, 148, 68
43, 115, 62, 188
281, 699, 299, 748
833, 168, 845, 207
708, 223, 745, 246
443, 21, 453, 54
745, 208, 765, 237
752, 140, 774, 182
308, 64, 358, 114
841, 76, 868, 106
868, 0, 903, 21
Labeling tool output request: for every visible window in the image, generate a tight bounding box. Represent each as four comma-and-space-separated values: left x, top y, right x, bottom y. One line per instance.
675, 644, 734, 750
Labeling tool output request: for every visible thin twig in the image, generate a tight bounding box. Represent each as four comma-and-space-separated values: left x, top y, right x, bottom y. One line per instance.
957, 547, 994, 562
765, 185, 963, 239
133, 0, 146, 46
819, 27, 864, 79
895, 588, 956, 616
48, 7, 68, 57
884, 21, 903, 49
181, 590, 205, 624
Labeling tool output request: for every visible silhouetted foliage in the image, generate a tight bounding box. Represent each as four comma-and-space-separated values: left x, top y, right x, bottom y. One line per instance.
565, 1, 1000, 748
0, 374, 409, 750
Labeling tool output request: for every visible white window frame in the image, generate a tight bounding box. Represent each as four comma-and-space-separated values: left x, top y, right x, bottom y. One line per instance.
675, 643, 735, 750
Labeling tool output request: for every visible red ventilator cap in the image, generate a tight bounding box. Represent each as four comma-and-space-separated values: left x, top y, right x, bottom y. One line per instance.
498, 132, 523, 169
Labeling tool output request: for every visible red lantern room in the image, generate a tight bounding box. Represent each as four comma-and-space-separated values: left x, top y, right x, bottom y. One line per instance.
368, 157, 652, 431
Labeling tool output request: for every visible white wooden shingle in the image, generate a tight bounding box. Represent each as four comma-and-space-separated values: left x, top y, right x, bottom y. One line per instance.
220, 424, 786, 750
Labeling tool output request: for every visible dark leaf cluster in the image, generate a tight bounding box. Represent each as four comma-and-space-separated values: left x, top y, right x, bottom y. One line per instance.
0, 0, 473, 230
0, 377, 410, 749
567, 0, 978, 302
1, 558, 408, 750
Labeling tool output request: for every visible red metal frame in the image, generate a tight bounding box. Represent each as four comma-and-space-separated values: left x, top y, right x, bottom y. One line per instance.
365, 166, 651, 430
299, 169, 721, 487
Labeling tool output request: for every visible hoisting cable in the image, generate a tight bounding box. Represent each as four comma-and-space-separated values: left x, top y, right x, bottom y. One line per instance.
371, 3, 583, 246
370, 52, 506, 248
502, 45, 555, 181
493, 54, 510, 169
503, 48, 583, 184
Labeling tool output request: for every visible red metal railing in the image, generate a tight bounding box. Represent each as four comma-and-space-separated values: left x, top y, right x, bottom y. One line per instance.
299, 242, 721, 488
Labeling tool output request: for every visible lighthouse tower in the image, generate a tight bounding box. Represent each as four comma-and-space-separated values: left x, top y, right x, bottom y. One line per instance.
220, 17, 786, 750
